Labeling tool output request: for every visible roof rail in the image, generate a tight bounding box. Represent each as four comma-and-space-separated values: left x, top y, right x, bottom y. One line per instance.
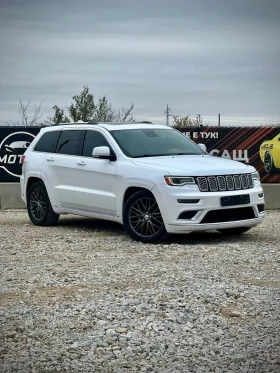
88, 121, 153, 125
51, 121, 153, 126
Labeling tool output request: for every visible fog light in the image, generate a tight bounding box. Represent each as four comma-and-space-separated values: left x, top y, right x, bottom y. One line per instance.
178, 211, 199, 219
257, 204, 265, 213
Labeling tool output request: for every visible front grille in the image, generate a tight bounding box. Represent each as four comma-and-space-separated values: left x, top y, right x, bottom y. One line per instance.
201, 207, 255, 224
196, 174, 253, 192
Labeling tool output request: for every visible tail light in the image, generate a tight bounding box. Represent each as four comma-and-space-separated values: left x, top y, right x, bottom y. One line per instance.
21, 155, 26, 164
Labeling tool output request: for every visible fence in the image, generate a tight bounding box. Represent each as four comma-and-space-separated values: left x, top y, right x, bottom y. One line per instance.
0, 126, 279, 183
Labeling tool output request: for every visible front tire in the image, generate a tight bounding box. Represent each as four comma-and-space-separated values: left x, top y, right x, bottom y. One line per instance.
218, 227, 251, 235
264, 152, 276, 173
27, 181, 59, 226
123, 190, 167, 243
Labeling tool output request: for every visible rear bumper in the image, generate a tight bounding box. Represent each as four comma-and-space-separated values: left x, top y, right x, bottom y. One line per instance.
20, 174, 26, 204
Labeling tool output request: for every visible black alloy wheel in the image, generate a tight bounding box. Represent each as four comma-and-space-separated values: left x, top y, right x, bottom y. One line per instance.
30, 187, 47, 220
123, 190, 168, 243
27, 181, 59, 226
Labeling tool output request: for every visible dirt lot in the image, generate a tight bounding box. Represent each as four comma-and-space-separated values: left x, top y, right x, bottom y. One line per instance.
0, 210, 280, 373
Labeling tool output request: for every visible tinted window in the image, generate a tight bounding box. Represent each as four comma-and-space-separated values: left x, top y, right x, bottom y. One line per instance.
56, 130, 81, 155
110, 128, 205, 158
82, 130, 111, 157
34, 131, 60, 153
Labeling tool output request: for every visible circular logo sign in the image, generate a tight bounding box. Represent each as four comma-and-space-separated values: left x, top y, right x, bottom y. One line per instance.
0, 131, 36, 178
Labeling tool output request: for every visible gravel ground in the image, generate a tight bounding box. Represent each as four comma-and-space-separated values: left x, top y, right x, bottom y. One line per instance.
0, 210, 280, 373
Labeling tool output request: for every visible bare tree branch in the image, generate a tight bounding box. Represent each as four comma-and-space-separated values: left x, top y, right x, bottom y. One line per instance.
5, 100, 44, 127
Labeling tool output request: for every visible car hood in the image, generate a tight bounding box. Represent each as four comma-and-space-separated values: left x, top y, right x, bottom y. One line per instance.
132, 155, 254, 176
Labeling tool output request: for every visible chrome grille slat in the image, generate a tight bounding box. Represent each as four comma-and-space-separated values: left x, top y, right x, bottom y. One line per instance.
208, 176, 218, 191
234, 175, 241, 190
197, 177, 208, 192
247, 174, 254, 188
241, 174, 248, 189
217, 176, 226, 191
195, 174, 254, 192
226, 175, 234, 191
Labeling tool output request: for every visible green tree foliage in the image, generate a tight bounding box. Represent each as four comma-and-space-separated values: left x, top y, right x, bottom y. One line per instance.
51, 105, 70, 124
69, 86, 94, 122
51, 86, 134, 124
173, 114, 204, 128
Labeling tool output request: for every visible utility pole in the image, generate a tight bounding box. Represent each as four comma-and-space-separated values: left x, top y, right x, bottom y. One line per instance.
164, 104, 172, 126
218, 113, 221, 127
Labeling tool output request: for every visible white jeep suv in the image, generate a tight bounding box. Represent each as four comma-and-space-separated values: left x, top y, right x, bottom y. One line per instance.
20, 122, 265, 243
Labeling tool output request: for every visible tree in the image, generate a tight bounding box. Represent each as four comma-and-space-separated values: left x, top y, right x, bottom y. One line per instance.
92, 96, 114, 122
51, 105, 70, 124
51, 86, 134, 124
173, 114, 204, 128
5, 99, 43, 127
92, 96, 134, 122
69, 86, 94, 122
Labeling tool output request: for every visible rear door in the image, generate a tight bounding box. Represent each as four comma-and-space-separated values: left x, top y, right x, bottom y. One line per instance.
75, 129, 117, 216
41, 129, 83, 209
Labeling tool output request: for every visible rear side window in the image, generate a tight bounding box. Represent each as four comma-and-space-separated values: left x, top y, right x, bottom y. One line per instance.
55, 130, 82, 156
34, 131, 60, 153
82, 130, 111, 157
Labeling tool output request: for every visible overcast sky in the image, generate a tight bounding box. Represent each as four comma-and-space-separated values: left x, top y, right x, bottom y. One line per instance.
0, 0, 280, 125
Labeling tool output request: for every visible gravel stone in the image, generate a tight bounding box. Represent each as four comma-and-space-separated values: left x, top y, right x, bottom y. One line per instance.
0, 210, 280, 372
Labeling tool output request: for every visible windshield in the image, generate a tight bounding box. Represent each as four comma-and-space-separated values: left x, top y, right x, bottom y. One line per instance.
110, 128, 205, 158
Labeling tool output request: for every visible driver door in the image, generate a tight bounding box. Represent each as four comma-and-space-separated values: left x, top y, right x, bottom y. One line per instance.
75, 129, 117, 215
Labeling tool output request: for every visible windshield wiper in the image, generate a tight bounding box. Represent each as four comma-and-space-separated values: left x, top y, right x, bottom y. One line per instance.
171, 153, 202, 156
134, 154, 166, 158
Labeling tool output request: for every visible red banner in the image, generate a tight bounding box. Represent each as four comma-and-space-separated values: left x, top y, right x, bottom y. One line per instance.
178, 127, 280, 183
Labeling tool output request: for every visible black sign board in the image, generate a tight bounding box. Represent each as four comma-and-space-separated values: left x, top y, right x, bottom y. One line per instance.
0, 127, 41, 182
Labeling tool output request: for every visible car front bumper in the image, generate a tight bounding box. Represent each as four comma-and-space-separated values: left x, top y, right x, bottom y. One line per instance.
152, 183, 265, 234
165, 217, 264, 234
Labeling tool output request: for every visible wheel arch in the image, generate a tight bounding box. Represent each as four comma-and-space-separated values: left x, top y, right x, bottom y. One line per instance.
26, 176, 44, 195
123, 186, 153, 210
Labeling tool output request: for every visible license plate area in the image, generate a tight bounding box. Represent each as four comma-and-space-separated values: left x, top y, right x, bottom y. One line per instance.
221, 194, 250, 207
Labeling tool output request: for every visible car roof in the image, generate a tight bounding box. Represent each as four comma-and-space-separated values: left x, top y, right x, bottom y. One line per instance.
43, 122, 171, 131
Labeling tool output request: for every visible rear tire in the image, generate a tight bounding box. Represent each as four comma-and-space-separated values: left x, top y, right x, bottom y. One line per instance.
27, 181, 59, 226
218, 227, 251, 235
123, 190, 168, 243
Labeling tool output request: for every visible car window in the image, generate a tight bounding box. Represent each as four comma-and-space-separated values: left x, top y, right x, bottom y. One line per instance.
55, 130, 82, 156
82, 130, 112, 157
110, 128, 205, 158
34, 131, 60, 153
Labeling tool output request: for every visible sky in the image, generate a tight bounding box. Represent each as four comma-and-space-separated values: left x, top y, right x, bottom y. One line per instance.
0, 0, 280, 126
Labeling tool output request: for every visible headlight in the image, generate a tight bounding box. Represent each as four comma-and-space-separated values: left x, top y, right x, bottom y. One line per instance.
251, 171, 260, 181
164, 176, 195, 186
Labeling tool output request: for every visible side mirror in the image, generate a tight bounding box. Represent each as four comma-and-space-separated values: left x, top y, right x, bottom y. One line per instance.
198, 143, 207, 152
92, 146, 116, 161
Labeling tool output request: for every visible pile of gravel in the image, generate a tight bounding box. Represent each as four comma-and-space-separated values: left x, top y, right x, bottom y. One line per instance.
1, 210, 279, 372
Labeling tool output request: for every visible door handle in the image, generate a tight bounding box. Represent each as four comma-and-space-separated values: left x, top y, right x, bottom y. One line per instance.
77, 161, 86, 166
46, 156, 55, 162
